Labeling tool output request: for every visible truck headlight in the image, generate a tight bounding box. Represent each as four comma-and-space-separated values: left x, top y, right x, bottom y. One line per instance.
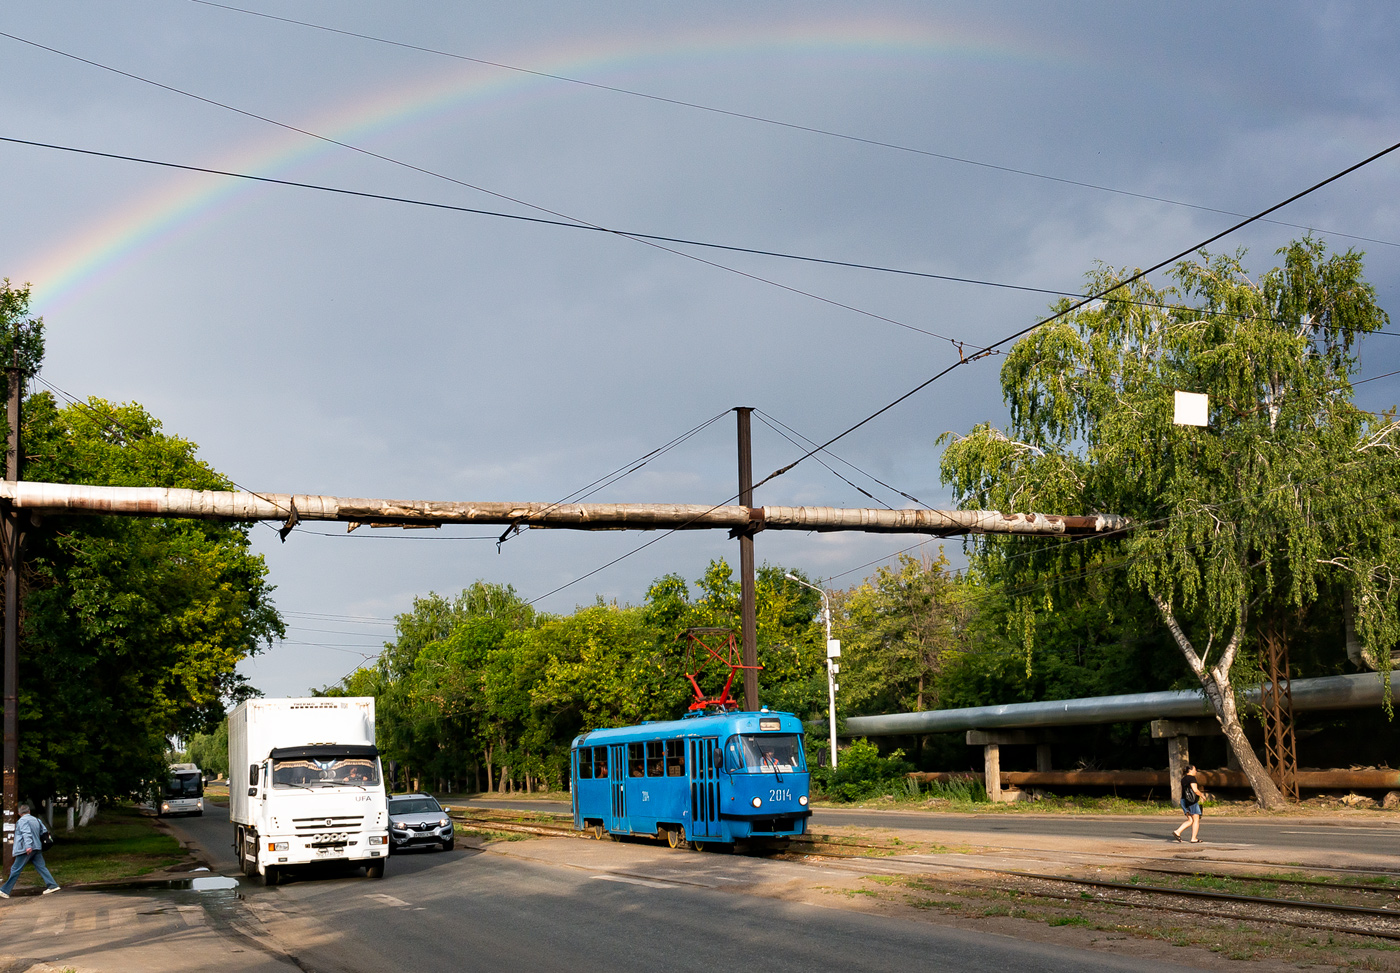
268, 842, 288, 852
751, 797, 762, 808
368, 835, 387, 845
798, 795, 808, 806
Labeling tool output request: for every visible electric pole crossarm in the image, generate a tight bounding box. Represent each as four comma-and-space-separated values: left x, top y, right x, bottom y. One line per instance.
0, 482, 1129, 536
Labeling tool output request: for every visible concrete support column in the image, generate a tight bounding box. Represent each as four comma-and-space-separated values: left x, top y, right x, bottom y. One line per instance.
983, 743, 1002, 803
1035, 744, 1052, 773
1167, 735, 1190, 804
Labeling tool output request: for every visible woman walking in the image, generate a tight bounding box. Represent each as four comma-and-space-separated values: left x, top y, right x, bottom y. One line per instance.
0, 803, 60, 897
1172, 764, 1205, 843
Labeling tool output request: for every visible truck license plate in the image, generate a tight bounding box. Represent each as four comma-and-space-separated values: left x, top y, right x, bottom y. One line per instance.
314, 846, 338, 857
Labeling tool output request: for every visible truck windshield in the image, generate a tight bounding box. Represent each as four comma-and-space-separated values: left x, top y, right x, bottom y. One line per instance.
271, 756, 380, 787
164, 773, 202, 798
724, 734, 806, 774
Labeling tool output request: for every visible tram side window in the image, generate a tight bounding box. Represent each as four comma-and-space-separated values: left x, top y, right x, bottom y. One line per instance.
628, 742, 646, 778
645, 741, 664, 776
577, 749, 592, 779
665, 740, 684, 776
593, 747, 608, 779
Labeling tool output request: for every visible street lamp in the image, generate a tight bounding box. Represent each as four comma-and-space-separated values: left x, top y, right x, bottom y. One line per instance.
786, 573, 839, 770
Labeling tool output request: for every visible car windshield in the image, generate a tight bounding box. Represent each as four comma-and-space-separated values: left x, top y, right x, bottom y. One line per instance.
271, 756, 380, 787
724, 734, 805, 773
389, 798, 442, 815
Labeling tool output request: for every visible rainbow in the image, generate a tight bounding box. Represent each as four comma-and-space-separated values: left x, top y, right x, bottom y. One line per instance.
17, 17, 1048, 314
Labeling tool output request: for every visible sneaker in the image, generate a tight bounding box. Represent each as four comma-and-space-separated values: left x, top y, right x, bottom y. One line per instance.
0, 890, 9, 899
42, 886, 59, 894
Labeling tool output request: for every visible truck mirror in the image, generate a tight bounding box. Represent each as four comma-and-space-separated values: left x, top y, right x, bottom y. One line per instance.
247, 787, 257, 797
249, 764, 259, 786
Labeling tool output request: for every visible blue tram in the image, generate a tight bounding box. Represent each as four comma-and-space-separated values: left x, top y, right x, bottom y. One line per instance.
570, 708, 810, 848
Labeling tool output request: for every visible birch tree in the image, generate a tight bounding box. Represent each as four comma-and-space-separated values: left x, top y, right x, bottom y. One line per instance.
940, 239, 1398, 808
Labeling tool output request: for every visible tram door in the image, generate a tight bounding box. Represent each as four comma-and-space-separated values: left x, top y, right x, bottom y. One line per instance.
687, 737, 722, 840
609, 743, 629, 833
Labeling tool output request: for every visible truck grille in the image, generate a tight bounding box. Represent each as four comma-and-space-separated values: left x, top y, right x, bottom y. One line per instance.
293, 815, 364, 834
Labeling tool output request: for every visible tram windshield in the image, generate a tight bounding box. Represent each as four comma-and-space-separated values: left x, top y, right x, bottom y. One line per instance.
724, 734, 805, 774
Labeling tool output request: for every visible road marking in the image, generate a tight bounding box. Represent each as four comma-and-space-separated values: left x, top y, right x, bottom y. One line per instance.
1281, 830, 1400, 838
364, 893, 412, 907
591, 874, 681, 889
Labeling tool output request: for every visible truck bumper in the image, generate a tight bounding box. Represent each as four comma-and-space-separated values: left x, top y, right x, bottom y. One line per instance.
261, 832, 391, 867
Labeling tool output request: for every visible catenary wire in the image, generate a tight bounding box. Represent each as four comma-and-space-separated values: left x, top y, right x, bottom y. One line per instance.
756, 408, 934, 508
527, 139, 1400, 604
0, 36, 960, 347
185, 0, 1400, 252
746, 136, 1400, 497
6, 135, 1399, 344
751, 411, 895, 509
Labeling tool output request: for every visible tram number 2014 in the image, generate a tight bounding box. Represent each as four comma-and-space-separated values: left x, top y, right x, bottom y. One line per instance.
769, 789, 792, 803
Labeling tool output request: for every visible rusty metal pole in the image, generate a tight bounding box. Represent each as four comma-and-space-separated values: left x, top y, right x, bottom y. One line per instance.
736, 407, 758, 712
2, 349, 21, 872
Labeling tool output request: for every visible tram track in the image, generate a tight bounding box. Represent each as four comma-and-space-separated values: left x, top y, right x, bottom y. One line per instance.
451, 809, 1400, 941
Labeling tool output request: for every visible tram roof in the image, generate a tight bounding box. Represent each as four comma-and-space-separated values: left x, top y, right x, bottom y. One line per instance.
571, 710, 803, 747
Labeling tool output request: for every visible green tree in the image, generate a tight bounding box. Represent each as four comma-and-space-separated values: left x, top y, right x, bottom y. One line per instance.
834, 551, 969, 715
940, 240, 1397, 808
187, 718, 229, 778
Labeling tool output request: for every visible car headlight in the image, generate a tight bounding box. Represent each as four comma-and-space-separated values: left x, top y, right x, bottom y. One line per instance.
751, 796, 762, 808
439, 818, 450, 827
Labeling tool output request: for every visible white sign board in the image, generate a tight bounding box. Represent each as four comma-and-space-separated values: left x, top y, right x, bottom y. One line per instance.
1174, 390, 1209, 427
826, 639, 841, 659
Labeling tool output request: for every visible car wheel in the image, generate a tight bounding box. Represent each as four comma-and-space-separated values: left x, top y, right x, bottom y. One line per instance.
441, 838, 454, 852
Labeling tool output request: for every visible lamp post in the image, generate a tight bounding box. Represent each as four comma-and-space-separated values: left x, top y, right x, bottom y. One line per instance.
786, 573, 839, 770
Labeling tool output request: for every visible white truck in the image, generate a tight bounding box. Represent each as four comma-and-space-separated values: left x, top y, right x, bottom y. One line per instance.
228, 697, 390, 885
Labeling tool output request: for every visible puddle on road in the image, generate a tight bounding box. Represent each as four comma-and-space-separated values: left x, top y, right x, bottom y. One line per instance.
100, 875, 241, 892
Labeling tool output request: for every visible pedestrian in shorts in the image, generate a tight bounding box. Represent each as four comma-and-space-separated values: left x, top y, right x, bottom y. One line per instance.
1172, 764, 1205, 843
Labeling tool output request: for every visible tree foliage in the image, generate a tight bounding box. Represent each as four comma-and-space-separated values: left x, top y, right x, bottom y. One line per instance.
2, 282, 283, 803
939, 239, 1398, 806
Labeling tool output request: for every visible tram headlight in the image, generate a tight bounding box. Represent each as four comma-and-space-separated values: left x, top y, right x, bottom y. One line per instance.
751, 797, 762, 808
798, 795, 808, 806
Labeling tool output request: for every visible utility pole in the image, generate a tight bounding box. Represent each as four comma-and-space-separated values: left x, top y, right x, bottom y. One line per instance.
787, 574, 838, 769
2, 343, 22, 872
735, 407, 758, 712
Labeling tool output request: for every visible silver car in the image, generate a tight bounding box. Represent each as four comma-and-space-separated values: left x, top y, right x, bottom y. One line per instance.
387, 794, 455, 852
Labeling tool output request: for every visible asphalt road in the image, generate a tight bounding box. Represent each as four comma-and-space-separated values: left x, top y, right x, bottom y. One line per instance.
464, 797, 1400, 854
165, 807, 1198, 973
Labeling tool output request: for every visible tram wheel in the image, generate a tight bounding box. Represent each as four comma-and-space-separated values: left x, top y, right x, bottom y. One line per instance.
667, 828, 685, 850
590, 824, 606, 840
691, 840, 707, 853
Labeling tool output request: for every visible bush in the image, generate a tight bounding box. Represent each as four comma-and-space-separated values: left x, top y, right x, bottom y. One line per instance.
811, 739, 913, 802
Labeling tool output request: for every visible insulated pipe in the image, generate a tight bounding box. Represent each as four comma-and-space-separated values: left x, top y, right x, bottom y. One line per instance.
0, 481, 1129, 537
840, 672, 1386, 737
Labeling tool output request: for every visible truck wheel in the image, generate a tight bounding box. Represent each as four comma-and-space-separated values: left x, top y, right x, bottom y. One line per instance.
365, 860, 385, 879
262, 865, 280, 887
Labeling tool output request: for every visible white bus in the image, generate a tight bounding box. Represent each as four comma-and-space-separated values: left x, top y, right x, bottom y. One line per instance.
159, 763, 204, 816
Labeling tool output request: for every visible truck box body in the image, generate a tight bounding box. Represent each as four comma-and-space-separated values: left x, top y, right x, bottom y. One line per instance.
227, 697, 389, 882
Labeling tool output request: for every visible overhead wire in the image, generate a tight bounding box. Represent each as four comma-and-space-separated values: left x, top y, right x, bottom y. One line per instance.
7, 136, 1399, 346
524, 137, 1400, 605
745, 136, 1400, 498
752, 411, 894, 509
0, 35, 959, 347
755, 408, 933, 508
184, 0, 1400, 252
